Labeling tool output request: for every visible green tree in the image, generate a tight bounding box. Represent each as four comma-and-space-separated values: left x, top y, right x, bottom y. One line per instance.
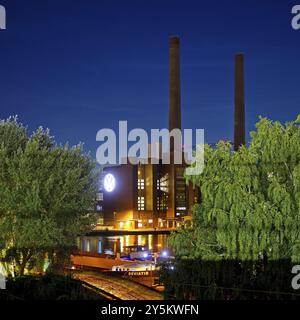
169, 115, 300, 262
0, 117, 97, 276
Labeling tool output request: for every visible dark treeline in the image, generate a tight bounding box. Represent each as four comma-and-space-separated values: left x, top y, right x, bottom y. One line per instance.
0, 273, 104, 300
160, 259, 300, 300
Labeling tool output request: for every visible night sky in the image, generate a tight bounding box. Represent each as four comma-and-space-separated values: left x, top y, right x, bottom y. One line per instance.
0, 0, 299, 157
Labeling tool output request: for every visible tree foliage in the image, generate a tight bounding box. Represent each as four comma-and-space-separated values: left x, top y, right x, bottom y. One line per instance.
0, 117, 97, 275
169, 116, 300, 262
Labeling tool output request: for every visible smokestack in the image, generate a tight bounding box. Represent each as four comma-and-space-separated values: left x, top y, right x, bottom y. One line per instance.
169, 36, 181, 132
234, 53, 245, 151
167, 36, 182, 222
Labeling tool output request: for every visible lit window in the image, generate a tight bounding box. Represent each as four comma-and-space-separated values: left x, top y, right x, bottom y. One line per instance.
86, 240, 90, 252
138, 223, 143, 228
96, 205, 102, 212
148, 219, 153, 224
138, 196, 145, 210
138, 179, 145, 190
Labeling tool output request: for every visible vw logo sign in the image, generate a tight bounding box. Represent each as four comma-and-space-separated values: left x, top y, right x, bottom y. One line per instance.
104, 173, 116, 192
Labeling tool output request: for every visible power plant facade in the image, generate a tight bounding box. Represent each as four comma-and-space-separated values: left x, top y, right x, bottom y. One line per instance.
97, 37, 245, 231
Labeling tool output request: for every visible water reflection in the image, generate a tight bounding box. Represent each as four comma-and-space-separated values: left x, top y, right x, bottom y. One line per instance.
79, 234, 169, 255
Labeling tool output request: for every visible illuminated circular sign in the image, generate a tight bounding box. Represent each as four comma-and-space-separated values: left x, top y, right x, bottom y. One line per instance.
104, 173, 116, 192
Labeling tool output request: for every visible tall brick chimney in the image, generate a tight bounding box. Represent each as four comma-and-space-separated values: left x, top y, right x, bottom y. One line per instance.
169, 36, 181, 132
167, 36, 182, 225
234, 53, 245, 151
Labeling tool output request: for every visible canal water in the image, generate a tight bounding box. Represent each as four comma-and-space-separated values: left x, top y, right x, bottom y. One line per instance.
78, 233, 169, 255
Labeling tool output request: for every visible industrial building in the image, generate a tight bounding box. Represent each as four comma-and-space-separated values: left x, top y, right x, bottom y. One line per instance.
96, 36, 245, 231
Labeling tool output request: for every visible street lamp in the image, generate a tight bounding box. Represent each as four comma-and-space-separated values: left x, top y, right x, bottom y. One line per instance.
154, 252, 158, 265
162, 250, 168, 258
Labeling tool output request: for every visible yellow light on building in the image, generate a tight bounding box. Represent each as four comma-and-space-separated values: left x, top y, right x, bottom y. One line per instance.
120, 236, 124, 252
125, 221, 131, 229
125, 235, 130, 246
148, 234, 153, 250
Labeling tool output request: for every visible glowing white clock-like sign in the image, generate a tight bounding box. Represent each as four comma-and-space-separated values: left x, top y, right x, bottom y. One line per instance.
103, 173, 116, 192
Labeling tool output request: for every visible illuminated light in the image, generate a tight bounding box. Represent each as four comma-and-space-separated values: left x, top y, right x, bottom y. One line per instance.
137, 234, 143, 245
103, 173, 116, 192
105, 249, 114, 255
148, 219, 153, 223
120, 236, 124, 252
43, 259, 50, 272
143, 252, 148, 258
138, 223, 143, 228
86, 240, 90, 252
125, 235, 130, 246
119, 222, 124, 228
162, 251, 168, 257
125, 221, 131, 229
148, 235, 153, 250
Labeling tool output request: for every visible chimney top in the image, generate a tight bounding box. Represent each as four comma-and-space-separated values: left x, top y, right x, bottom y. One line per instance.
169, 36, 181, 133
235, 53, 244, 60
169, 36, 180, 46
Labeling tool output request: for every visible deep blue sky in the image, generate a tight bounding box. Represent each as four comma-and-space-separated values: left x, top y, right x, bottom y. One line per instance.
0, 0, 299, 156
